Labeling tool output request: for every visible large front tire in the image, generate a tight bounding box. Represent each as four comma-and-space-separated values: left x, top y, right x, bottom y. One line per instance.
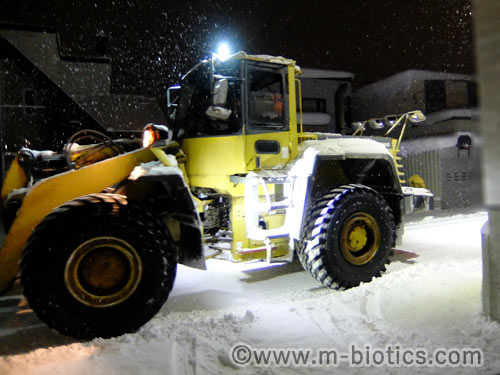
298, 185, 394, 289
20, 193, 177, 339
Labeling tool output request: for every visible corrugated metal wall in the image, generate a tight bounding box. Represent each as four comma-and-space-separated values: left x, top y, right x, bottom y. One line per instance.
402, 150, 442, 205
402, 147, 474, 209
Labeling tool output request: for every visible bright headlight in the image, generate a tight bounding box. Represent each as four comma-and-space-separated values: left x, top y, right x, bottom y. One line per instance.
216, 42, 231, 61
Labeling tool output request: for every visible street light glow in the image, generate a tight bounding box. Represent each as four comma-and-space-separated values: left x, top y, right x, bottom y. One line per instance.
216, 42, 230, 61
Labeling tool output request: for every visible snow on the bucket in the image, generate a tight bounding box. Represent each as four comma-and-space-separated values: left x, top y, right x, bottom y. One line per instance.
1, 212, 499, 374
128, 159, 182, 180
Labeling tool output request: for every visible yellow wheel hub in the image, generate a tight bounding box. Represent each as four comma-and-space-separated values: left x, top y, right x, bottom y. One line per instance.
64, 237, 142, 308
348, 226, 368, 251
340, 212, 380, 266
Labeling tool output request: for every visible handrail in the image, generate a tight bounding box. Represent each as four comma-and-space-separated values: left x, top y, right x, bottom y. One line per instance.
295, 78, 303, 134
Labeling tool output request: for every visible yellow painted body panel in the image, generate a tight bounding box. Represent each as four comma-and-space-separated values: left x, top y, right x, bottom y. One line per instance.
287, 65, 299, 159
182, 132, 291, 195
1, 156, 28, 201
179, 64, 301, 261
243, 131, 292, 170
182, 135, 246, 177
0, 148, 155, 292
230, 196, 288, 261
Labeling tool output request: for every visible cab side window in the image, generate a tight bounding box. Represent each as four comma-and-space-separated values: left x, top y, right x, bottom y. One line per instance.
249, 68, 286, 129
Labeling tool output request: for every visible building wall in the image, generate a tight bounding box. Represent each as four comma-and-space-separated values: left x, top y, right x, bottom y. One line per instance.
0, 28, 166, 181
351, 72, 420, 120
1, 29, 111, 97
350, 70, 475, 122
1, 59, 50, 152
0, 56, 101, 178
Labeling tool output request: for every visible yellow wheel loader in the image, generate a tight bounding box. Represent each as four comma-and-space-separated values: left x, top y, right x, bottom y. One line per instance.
0, 52, 431, 339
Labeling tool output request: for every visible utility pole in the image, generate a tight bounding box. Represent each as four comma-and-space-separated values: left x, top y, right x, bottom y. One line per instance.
473, 0, 500, 322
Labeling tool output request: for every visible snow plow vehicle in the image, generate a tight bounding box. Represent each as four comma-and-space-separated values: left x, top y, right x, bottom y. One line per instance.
0, 52, 432, 339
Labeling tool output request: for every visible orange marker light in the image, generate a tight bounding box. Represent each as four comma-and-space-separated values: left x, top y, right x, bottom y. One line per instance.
142, 123, 172, 148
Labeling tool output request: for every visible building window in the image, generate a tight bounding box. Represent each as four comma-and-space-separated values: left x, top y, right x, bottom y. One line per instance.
424, 80, 446, 113
467, 82, 478, 108
445, 80, 468, 109
302, 98, 326, 113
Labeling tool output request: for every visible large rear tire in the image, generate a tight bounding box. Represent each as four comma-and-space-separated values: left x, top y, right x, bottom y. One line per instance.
20, 193, 177, 339
298, 184, 394, 289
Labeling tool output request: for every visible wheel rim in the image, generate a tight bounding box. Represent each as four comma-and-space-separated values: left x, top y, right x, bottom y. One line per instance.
339, 212, 380, 266
64, 237, 142, 308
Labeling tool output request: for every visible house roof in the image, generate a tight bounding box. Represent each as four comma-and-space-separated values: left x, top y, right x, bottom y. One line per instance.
353, 69, 473, 96
300, 68, 354, 81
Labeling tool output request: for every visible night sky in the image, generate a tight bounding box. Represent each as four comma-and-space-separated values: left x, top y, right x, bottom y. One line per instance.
0, 0, 473, 98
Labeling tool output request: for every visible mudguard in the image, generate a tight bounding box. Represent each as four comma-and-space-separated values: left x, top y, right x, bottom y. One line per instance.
121, 170, 205, 270
286, 138, 404, 242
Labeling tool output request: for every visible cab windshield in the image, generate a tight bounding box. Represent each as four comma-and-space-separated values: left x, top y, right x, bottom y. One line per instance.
174, 60, 242, 138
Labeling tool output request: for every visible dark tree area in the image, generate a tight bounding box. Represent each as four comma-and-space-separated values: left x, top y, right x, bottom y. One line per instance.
0, 0, 473, 96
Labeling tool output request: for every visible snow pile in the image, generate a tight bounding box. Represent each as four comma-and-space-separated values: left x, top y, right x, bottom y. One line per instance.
400, 132, 472, 156
128, 159, 182, 180
230, 51, 296, 66
300, 112, 332, 125
1, 212, 499, 374
229, 52, 301, 74
287, 137, 390, 179
288, 146, 318, 177
299, 138, 390, 158
401, 186, 434, 196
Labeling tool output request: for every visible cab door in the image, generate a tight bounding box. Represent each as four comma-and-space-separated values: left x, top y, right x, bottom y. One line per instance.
244, 62, 291, 171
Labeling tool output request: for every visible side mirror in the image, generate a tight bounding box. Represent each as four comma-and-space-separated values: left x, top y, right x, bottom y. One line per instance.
166, 85, 180, 123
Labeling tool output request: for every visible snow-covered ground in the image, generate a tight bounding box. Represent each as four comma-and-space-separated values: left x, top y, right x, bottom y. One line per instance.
1, 212, 499, 374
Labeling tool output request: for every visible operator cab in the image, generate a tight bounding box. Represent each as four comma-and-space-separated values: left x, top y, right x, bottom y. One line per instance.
168, 54, 290, 140
169, 59, 243, 138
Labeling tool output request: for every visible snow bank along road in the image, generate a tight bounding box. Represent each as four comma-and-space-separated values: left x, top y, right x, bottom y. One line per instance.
1, 212, 499, 374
